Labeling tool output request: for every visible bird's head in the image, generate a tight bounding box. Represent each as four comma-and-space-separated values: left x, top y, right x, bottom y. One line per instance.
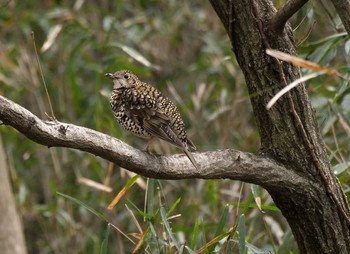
105, 70, 139, 90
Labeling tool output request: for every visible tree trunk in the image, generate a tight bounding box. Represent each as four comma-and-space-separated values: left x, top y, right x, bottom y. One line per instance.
209, 0, 350, 253
0, 135, 28, 254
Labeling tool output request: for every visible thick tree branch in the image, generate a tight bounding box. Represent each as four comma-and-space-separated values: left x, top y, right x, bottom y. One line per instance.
0, 95, 308, 191
269, 0, 308, 33
330, 0, 350, 35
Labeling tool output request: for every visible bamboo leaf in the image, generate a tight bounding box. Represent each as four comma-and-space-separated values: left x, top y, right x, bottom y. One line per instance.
100, 223, 111, 254
251, 184, 262, 211
108, 174, 140, 210
190, 220, 200, 250
56, 192, 108, 222
238, 214, 246, 254
215, 204, 229, 236
167, 197, 181, 217
160, 206, 180, 250
231, 202, 280, 212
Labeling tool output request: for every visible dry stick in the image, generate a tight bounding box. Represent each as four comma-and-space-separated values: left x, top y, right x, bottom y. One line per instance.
235, 182, 244, 217
31, 31, 57, 121
296, 21, 315, 47
251, 1, 350, 227
293, 10, 308, 32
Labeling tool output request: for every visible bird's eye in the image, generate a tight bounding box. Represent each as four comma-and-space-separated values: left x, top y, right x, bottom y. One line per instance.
124, 74, 130, 79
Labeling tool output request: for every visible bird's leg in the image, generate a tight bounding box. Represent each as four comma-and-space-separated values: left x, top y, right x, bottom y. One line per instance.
144, 137, 153, 154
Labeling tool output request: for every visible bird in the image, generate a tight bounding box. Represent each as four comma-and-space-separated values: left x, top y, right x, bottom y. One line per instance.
105, 70, 199, 170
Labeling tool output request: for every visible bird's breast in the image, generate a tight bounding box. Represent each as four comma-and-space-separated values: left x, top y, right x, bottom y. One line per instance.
111, 104, 151, 138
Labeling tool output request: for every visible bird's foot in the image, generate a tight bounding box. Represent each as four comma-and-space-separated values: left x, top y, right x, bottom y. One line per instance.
144, 138, 154, 155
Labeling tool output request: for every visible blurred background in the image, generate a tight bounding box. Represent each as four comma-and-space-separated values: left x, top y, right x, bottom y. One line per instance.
0, 0, 349, 253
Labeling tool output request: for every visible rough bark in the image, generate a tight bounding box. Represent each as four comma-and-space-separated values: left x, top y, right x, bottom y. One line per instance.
208, 0, 350, 253
0, 135, 28, 254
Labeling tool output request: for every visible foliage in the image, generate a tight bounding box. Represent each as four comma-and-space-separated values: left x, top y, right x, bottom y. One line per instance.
0, 0, 348, 253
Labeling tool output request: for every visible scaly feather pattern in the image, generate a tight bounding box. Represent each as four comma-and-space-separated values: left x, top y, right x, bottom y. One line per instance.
106, 70, 199, 170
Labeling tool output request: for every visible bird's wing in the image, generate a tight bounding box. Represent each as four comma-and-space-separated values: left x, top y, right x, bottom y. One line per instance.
126, 94, 185, 149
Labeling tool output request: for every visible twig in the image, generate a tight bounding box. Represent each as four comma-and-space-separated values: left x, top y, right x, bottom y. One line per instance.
293, 10, 308, 32
31, 32, 57, 121
296, 20, 315, 47
269, 0, 309, 33
77, 177, 112, 192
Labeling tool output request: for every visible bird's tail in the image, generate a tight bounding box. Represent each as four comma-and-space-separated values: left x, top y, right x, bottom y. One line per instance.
183, 149, 200, 170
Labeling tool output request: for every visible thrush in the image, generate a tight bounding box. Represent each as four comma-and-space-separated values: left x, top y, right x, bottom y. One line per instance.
105, 70, 199, 170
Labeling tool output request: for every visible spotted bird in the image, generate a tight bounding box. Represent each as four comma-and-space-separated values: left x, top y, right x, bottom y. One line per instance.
105, 70, 199, 170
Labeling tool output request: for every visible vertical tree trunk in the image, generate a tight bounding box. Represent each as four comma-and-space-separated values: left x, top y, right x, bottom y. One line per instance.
209, 0, 350, 253
0, 135, 28, 254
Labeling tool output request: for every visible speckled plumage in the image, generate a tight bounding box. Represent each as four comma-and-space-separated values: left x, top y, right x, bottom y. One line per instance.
106, 70, 199, 169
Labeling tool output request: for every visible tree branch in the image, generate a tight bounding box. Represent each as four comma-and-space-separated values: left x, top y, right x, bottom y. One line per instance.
269, 0, 308, 33
0, 95, 308, 191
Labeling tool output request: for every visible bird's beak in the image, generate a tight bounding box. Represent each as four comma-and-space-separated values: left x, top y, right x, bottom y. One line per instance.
105, 73, 113, 78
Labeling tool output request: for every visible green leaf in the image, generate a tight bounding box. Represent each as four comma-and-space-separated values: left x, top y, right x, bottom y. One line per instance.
127, 199, 158, 221
345, 39, 350, 54
160, 206, 180, 250
148, 222, 159, 239
214, 204, 229, 236
231, 201, 280, 212
56, 192, 108, 222
322, 115, 337, 135
126, 174, 140, 188
298, 32, 347, 53
251, 184, 262, 211
100, 223, 111, 254
231, 240, 267, 254
185, 246, 196, 254
212, 232, 231, 252
167, 197, 181, 217
146, 178, 155, 215
190, 220, 200, 250
341, 94, 350, 111
225, 238, 235, 254
333, 162, 350, 175
241, 194, 255, 214
238, 214, 246, 254
107, 174, 140, 210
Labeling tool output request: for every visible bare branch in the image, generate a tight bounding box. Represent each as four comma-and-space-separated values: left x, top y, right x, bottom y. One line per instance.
0, 95, 307, 190
269, 0, 308, 33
